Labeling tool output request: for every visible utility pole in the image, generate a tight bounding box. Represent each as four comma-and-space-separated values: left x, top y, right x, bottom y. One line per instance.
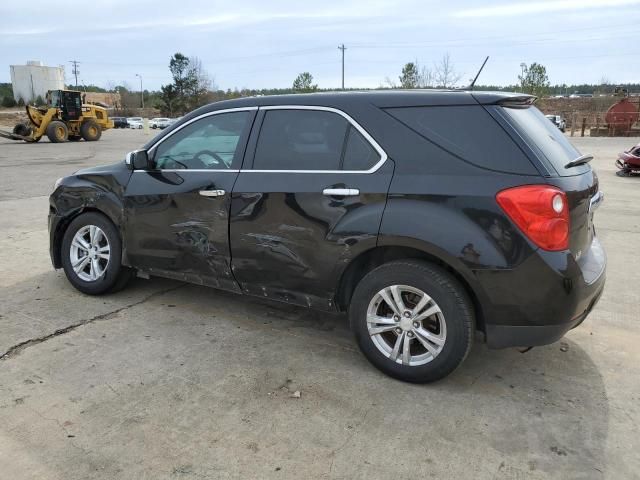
338, 44, 347, 90
135, 73, 144, 109
69, 60, 80, 87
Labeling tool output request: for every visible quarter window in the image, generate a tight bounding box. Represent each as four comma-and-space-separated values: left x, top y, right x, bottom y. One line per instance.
386, 105, 536, 175
153, 111, 250, 170
342, 126, 381, 171
253, 110, 349, 171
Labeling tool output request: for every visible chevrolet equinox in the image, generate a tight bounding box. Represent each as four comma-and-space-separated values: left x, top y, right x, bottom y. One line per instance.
49, 91, 606, 382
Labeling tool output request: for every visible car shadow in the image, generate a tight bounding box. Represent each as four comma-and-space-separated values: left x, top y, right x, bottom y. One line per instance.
1, 274, 609, 478
163, 280, 609, 478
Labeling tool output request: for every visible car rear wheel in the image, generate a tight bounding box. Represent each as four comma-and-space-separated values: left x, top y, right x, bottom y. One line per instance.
61, 212, 134, 295
350, 260, 474, 383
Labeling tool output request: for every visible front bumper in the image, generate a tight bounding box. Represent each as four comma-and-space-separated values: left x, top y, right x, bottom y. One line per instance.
48, 210, 64, 268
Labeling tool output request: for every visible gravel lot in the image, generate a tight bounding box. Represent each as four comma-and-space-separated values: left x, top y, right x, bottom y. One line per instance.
0, 128, 639, 479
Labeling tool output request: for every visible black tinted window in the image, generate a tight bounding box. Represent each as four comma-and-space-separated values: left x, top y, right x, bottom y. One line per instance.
342, 127, 380, 170
254, 110, 348, 170
153, 111, 249, 170
501, 106, 585, 176
386, 105, 536, 175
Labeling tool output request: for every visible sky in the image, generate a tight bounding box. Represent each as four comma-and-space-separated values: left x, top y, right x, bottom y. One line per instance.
1, 0, 639, 91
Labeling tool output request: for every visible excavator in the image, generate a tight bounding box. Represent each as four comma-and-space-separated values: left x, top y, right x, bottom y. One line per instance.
0, 89, 114, 143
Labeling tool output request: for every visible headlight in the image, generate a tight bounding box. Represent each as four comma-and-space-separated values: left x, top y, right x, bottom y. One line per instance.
54, 177, 64, 191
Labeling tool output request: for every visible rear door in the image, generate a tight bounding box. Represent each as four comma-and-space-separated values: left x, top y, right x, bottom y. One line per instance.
229, 106, 393, 309
123, 108, 256, 290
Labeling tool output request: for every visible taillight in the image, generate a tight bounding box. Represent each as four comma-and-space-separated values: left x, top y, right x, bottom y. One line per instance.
496, 185, 569, 251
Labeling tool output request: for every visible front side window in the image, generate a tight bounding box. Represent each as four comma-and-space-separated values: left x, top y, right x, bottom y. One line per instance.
153, 111, 250, 170
253, 110, 349, 171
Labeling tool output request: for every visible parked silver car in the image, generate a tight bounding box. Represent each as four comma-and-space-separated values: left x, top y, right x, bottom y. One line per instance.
127, 117, 144, 129
149, 118, 171, 129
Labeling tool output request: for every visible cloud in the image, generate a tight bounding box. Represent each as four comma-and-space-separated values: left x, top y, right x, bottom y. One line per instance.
454, 0, 640, 17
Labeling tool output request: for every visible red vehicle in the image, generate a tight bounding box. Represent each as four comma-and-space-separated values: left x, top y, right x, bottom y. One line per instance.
616, 142, 640, 175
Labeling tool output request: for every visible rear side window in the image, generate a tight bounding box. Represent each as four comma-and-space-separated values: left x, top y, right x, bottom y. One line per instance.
254, 110, 348, 170
386, 105, 537, 175
501, 106, 586, 176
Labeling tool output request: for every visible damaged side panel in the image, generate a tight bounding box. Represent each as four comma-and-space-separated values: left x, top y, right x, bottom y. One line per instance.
49, 161, 132, 268
230, 161, 394, 309
122, 170, 241, 292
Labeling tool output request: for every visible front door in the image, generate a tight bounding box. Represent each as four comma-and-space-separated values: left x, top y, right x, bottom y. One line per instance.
230, 107, 393, 309
123, 108, 255, 291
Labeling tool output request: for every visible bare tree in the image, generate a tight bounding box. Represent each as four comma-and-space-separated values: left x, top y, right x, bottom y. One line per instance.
434, 53, 462, 88
599, 75, 611, 86
383, 76, 398, 88
418, 65, 435, 88
387, 60, 435, 89
188, 56, 214, 108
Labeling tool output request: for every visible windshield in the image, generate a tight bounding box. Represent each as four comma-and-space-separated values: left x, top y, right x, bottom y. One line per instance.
501, 106, 588, 176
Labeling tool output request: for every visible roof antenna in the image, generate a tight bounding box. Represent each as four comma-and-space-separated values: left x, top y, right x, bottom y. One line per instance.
468, 56, 489, 90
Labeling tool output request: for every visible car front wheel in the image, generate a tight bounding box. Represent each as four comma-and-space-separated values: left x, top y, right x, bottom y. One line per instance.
61, 212, 134, 295
350, 260, 474, 383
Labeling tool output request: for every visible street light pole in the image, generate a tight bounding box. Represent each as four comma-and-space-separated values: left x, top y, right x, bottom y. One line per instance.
135, 73, 144, 109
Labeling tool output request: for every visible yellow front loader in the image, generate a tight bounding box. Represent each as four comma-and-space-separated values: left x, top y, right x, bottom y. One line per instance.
0, 90, 114, 143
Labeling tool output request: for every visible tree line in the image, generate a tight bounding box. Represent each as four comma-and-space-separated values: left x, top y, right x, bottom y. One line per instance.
0, 53, 638, 112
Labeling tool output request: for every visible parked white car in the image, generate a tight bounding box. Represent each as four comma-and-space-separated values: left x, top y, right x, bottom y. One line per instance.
149, 117, 171, 129
545, 114, 566, 133
127, 117, 144, 129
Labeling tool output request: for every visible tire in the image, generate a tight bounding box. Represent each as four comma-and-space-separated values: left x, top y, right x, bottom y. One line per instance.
61, 212, 134, 295
350, 260, 474, 383
81, 120, 102, 141
13, 123, 32, 137
46, 120, 68, 143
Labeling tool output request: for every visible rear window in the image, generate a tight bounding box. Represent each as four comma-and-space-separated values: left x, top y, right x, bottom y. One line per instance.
501, 106, 586, 176
386, 105, 537, 175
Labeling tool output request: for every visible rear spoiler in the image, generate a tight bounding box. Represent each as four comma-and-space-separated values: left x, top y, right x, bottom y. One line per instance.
495, 95, 537, 108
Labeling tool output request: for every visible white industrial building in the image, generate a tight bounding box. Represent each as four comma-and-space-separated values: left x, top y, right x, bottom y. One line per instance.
10, 61, 65, 103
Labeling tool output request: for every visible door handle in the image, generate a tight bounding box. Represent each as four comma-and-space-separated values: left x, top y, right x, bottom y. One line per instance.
199, 189, 226, 197
322, 188, 360, 196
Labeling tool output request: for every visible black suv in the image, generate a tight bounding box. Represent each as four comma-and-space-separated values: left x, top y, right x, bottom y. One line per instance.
111, 117, 129, 129
49, 91, 606, 382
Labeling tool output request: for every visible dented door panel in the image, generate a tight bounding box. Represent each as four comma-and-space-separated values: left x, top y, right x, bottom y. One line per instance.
123, 170, 240, 291
229, 161, 394, 309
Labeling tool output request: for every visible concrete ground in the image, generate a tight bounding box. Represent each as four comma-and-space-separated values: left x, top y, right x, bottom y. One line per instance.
0, 128, 638, 480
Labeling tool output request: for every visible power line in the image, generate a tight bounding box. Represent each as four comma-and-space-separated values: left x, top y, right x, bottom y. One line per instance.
69, 60, 80, 86
338, 44, 347, 89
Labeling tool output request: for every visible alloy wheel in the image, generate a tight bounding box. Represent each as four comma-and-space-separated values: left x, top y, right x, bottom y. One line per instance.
366, 284, 447, 366
69, 225, 111, 281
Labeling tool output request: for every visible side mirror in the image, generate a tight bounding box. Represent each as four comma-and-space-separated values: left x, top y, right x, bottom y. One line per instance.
125, 149, 150, 170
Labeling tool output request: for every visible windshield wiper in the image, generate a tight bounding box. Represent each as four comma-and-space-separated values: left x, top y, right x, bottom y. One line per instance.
565, 154, 593, 168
